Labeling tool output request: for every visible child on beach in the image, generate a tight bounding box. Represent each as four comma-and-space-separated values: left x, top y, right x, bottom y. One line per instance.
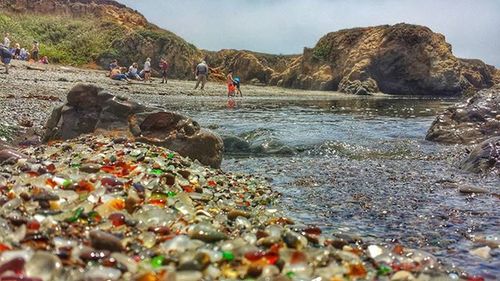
39, 56, 49, 64
227, 70, 236, 97
233, 77, 242, 97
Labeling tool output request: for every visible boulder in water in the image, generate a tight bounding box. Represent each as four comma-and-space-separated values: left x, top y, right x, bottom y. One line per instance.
460, 136, 500, 175
43, 84, 224, 168
426, 86, 500, 144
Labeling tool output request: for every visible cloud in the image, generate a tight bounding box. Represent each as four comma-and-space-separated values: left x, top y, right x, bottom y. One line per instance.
117, 0, 500, 66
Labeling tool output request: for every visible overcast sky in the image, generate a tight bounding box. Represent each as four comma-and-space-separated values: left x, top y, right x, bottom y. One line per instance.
117, 0, 500, 66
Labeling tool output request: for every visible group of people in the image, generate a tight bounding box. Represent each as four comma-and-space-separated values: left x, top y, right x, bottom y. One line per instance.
0, 32, 47, 74
108, 58, 169, 84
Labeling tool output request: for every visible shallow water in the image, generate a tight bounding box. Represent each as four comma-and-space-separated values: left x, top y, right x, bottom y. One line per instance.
151, 94, 499, 278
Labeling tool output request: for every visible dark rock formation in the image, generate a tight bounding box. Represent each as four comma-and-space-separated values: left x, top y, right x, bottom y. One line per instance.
270, 24, 499, 95
43, 84, 224, 168
460, 137, 500, 176
426, 86, 500, 144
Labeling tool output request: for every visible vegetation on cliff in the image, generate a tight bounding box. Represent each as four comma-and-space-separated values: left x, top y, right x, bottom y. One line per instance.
0, 10, 200, 78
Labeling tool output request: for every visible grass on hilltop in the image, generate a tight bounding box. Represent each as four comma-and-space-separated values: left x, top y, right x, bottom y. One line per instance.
0, 13, 196, 68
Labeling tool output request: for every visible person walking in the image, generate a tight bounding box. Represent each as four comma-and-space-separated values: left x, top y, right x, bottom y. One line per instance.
159, 58, 169, 84
194, 60, 208, 90
0, 44, 13, 74
143, 58, 152, 83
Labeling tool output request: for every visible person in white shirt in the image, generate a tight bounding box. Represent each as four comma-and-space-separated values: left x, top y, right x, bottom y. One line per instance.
143, 58, 152, 83
127, 62, 142, 80
3, 33, 10, 48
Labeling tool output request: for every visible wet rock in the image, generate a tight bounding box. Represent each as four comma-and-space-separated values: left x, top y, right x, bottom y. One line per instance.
426, 87, 500, 144
42, 84, 224, 168
0, 149, 26, 164
222, 135, 251, 154
89, 230, 124, 252
459, 136, 500, 175
458, 185, 489, 195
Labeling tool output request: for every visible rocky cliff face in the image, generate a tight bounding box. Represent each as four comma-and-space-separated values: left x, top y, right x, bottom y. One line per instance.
204, 49, 298, 85
270, 24, 499, 95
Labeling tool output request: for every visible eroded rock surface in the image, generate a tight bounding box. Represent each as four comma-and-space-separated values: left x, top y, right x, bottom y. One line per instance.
426, 86, 500, 144
460, 137, 500, 175
270, 24, 499, 95
43, 84, 223, 168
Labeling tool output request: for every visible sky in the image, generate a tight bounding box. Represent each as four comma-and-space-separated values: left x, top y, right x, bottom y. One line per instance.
117, 0, 500, 67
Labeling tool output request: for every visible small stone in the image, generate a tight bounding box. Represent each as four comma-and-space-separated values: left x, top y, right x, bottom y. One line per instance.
79, 163, 101, 173
89, 230, 124, 252
391, 270, 415, 280
459, 185, 489, 194
367, 245, 383, 258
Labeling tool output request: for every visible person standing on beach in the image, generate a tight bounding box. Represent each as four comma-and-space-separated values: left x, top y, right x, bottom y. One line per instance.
194, 60, 208, 90
226, 70, 236, 97
3, 33, 10, 48
143, 58, 152, 83
0, 44, 13, 74
159, 58, 169, 84
31, 41, 40, 62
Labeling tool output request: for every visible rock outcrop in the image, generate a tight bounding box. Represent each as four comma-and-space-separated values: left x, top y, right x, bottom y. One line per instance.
460, 137, 500, 176
43, 84, 224, 168
426, 86, 500, 144
270, 24, 499, 95
204, 49, 298, 85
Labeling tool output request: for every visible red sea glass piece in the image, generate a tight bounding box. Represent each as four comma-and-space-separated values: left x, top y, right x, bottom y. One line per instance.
26, 220, 40, 231
108, 213, 126, 227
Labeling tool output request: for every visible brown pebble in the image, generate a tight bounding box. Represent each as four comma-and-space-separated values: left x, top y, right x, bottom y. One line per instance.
89, 230, 124, 252
228, 209, 251, 220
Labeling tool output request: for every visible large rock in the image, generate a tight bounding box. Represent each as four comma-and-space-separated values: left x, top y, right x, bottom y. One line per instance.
270, 23, 499, 95
426, 86, 500, 144
43, 84, 224, 168
460, 137, 500, 175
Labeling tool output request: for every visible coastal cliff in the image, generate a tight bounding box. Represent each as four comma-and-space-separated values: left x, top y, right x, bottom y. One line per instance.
269, 24, 499, 96
1, 0, 498, 95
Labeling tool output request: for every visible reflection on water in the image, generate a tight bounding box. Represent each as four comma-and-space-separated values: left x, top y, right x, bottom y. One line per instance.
140, 93, 498, 278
